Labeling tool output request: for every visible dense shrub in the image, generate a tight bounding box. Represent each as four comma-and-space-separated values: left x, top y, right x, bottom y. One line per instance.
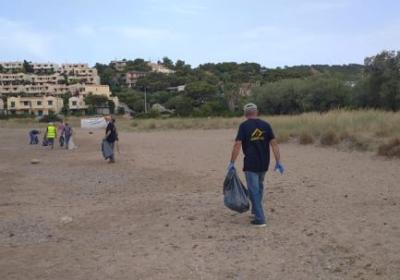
251, 76, 352, 115
299, 132, 314, 145
320, 130, 340, 146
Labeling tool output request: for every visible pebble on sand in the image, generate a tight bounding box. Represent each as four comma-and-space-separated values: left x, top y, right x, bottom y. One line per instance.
31, 159, 40, 164
60, 216, 73, 224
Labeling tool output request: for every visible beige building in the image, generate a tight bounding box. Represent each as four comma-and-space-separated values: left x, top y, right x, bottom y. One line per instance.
0, 62, 58, 73
82, 85, 112, 97
32, 63, 58, 73
0, 73, 64, 85
7, 96, 64, 116
1, 61, 117, 115
69, 85, 118, 112
0, 62, 100, 85
0, 84, 85, 96
68, 96, 87, 110
59, 64, 100, 84
110, 60, 127, 71
148, 62, 175, 74
0, 62, 23, 71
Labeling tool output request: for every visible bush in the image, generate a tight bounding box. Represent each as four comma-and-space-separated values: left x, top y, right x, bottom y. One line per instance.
378, 138, 400, 158
299, 132, 314, 145
320, 130, 340, 146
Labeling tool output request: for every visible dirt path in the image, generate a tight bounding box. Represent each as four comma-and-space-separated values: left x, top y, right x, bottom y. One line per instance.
0, 128, 399, 280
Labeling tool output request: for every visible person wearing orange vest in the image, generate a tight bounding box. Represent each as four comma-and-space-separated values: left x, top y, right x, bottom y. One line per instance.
46, 122, 57, 149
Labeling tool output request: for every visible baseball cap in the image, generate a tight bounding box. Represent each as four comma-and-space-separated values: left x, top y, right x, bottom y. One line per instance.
243, 103, 258, 113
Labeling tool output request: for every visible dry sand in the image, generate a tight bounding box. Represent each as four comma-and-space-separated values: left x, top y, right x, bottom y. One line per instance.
0, 128, 399, 280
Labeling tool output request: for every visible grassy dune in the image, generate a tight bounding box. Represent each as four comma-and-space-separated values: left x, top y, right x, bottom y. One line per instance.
1, 110, 399, 157
127, 110, 400, 157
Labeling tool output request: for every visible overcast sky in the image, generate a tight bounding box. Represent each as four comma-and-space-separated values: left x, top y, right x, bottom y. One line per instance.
1, 0, 399, 67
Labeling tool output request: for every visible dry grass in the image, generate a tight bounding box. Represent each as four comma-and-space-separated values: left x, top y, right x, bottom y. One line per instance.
1, 110, 400, 158
299, 131, 314, 145
320, 130, 340, 146
378, 138, 400, 158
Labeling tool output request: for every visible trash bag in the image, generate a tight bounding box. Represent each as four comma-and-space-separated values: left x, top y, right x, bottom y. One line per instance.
223, 169, 250, 213
68, 137, 77, 150
101, 139, 114, 159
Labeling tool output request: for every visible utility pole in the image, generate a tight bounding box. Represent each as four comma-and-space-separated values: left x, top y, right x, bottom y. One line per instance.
144, 87, 147, 113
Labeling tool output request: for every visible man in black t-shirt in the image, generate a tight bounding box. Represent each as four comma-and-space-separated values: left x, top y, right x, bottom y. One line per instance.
229, 103, 284, 227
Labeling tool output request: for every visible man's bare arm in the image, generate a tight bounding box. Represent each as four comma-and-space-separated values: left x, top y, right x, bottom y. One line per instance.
270, 139, 281, 163
230, 141, 242, 163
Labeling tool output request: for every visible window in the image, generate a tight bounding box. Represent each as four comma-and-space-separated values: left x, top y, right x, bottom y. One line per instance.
72, 101, 77, 106
10, 101, 15, 108
23, 101, 29, 106
48, 100, 53, 106
38, 110, 43, 116
37, 101, 42, 106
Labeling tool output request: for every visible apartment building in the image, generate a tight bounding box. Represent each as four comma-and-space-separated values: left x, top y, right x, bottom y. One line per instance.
68, 96, 87, 111
59, 64, 100, 84
69, 85, 119, 113
1, 61, 117, 116
0, 73, 64, 85
32, 63, 59, 73
0, 62, 23, 71
0, 62, 59, 73
125, 71, 147, 87
7, 96, 64, 116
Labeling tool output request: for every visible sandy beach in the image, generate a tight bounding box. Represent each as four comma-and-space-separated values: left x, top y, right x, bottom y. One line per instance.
0, 127, 399, 280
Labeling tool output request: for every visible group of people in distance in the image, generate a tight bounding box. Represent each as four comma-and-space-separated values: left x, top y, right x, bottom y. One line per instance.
28, 116, 119, 164
29, 121, 73, 149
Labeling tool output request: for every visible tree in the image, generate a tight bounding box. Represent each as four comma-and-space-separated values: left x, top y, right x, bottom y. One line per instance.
223, 82, 240, 112
162, 57, 174, 70
251, 76, 352, 114
23, 60, 34, 73
364, 50, 400, 110
126, 59, 151, 72
185, 81, 218, 105
84, 95, 109, 106
165, 96, 193, 116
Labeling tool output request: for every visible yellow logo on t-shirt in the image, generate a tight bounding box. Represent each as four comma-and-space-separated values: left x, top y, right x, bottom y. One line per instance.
251, 128, 264, 141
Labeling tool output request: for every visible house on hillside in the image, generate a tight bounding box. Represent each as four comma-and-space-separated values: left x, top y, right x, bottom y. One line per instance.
167, 85, 186, 92
125, 71, 147, 87
148, 62, 175, 74
110, 60, 127, 71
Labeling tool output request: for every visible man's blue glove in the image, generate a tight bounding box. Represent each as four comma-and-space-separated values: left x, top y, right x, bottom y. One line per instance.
274, 161, 285, 174
227, 161, 235, 171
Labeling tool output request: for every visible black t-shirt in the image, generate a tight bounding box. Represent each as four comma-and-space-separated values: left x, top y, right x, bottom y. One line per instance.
235, 118, 275, 172
106, 122, 118, 143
